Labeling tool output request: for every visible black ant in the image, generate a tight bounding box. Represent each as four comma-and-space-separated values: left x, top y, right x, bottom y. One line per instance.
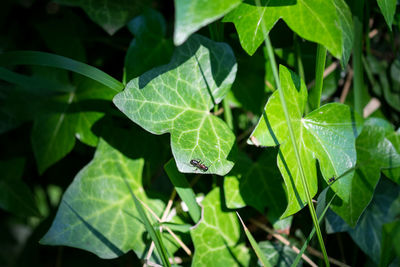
190, 159, 208, 172
328, 176, 336, 183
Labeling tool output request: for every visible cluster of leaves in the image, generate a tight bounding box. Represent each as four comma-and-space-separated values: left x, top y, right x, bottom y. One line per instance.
1, 0, 400, 266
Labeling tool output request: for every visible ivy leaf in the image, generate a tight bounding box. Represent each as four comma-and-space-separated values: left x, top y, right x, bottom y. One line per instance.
55, 0, 146, 35
32, 78, 115, 174
223, 149, 286, 223
125, 8, 173, 82
223, 0, 353, 64
249, 65, 362, 218
114, 35, 237, 175
330, 118, 400, 226
380, 220, 400, 266
190, 187, 250, 266
376, 0, 396, 29
326, 178, 400, 264
173, 0, 242, 45
40, 138, 166, 259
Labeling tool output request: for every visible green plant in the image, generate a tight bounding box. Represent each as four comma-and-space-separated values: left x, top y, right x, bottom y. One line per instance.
1, 0, 400, 266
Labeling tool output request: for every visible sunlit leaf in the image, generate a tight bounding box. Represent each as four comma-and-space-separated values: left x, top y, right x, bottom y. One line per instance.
190, 187, 250, 266
249, 65, 362, 217
40, 138, 166, 259
114, 35, 237, 175
223, 0, 353, 64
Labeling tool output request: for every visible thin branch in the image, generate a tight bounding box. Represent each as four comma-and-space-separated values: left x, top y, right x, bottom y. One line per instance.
339, 67, 353, 103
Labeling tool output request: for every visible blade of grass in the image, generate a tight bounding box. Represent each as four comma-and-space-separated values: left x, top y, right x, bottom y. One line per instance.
0, 51, 123, 92
254, 0, 329, 265
236, 212, 272, 267
164, 159, 201, 223
121, 177, 171, 267
0, 67, 73, 93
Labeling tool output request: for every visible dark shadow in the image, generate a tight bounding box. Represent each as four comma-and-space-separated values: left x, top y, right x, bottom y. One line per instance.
263, 111, 303, 207
195, 54, 216, 105
289, 67, 303, 93
63, 200, 123, 256
244, 0, 297, 7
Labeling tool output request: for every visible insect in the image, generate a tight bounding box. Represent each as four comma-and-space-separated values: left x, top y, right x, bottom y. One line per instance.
190, 159, 208, 172
328, 176, 336, 183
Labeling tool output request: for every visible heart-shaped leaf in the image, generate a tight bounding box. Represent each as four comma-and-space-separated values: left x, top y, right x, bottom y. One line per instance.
223, 0, 353, 64
114, 35, 237, 175
40, 138, 166, 259
249, 65, 362, 218
190, 187, 250, 266
330, 118, 400, 226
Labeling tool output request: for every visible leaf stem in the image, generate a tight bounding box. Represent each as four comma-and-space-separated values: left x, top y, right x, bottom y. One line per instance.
264, 35, 329, 267
309, 44, 327, 110
352, 0, 365, 115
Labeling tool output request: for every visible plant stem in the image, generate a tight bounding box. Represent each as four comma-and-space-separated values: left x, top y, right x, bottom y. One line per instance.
264, 36, 330, 267
223, 98, 233, 130
353, 0, 365, 116
309, 44, 327, 110
295, 35, 305, 82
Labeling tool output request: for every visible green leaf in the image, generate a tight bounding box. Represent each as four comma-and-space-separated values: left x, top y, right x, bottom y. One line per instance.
223, 149, 286, 222
173, 0, 242, 45
377, 0, 397, 29
55, 0, 146, 35
326, 178, 400, 264
223, 0, 353, 62
40, 138, 166, 259
114, 35, 237, 175
31, 78, 115, 173
259, 241, 300, 267
249, 65, 362, 218
190, 187, 250, 266
125, 8, 173, 82
0, 159, 40, 217
331, 118, 400, 226
380, 220, 400, 267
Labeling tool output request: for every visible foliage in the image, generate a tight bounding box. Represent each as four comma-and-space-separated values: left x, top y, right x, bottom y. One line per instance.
1, 0, 400, 266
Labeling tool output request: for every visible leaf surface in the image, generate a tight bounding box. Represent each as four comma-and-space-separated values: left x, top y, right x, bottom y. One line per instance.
174, 0, 242, 45
190, 187, 250, 266
114, 35, 237, 175
223, 0, 353, 64
40, 138, 165, 259
249, 65, 362, 217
